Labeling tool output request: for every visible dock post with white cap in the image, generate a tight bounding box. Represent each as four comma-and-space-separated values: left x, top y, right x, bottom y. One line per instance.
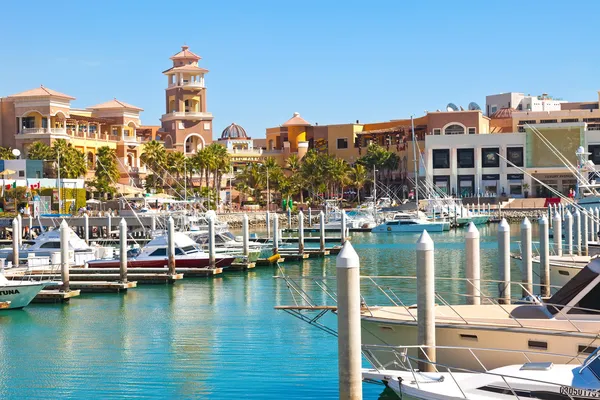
28, 215, 33, 239
319, 211, 326, 252
465, 222, 480, 305
521, 217, 533, 298
308, 207, 312, 228
498, 218, 511, 304
548, 204, 553, 229
287, 207, 292, 230
417, 230, 436, 372
538, 216, 550, 298
16, 213, 22, 246
106, 213, 112, 239
574, 210, 582, 256
588, 209, 595, 244
243, 214, 250, 258
11, 218, 19, 267
84, 213, 90, 244
583, 210, 589, 256
60, 219, 70, 292
340, 210, 347, 245
208, 216, 216, 268
266, 211, 271, 239
272, 215, 279, 255
565, 210, 573, 255
595, 207, 600, 242
298, 210, 305, 254
119, 218, 128, 283
553, 211, 562, 257
150, 214, 156, 234
167, 216, 176, 276
336, 241, 363, 400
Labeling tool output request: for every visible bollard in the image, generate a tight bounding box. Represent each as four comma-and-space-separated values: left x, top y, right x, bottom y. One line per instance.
336, 241, 363, 399
574, 210, 582, 256
119, 218, 128, 283
272, 214, 279, 255
167, 216, 176, 275
589, 208, 595, 244
553, 211, 562, 257
341, 210, 347, 245
416, 230, 436, 372
465, 222, 480, 305
16, 213, 22, 247
559, 203, 564, 221
596, 207, 600, 242
521, 218, 533, 298
287, 207, 292, 230
151, 215, 156, 233
308, 207, 312, 228
565, 210, 573, 255
242, 214, 250, 257
82, 213, 89, 244
11, 218, 19, 267
107, 213, 112, 239
28, 215, 33, 239
319, 211, 326, 252
498, 218, 511, 304
60, 219, 70, 291
539, 215, 551, 298
266, 211, 271, 239
548, 205, 553, 229
583, 210, 589, 256
298, 211, 305, 254
208, 216, 216, 268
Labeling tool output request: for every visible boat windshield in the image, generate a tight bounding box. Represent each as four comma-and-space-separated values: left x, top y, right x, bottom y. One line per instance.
546, 262, 600, 315
581, 348, 600, 379
180, 245, 199, 254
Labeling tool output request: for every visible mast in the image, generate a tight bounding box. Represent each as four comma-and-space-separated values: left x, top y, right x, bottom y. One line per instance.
411, 116, 419, 210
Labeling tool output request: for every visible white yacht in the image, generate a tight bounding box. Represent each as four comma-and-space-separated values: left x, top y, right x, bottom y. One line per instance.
372, 212, 450, 232
0, 274, 55, 309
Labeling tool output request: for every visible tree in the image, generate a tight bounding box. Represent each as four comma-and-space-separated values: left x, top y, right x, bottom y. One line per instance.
52, 139, 87, 179
90, 146, 120, 196
349, 163, 369, 203
166, 151, 186, 185
0, 147, 15, 160
26, 142, 53, 160
140, 140, 167, 191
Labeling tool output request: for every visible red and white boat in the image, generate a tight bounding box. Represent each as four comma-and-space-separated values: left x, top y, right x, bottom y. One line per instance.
87, 232, 235, 269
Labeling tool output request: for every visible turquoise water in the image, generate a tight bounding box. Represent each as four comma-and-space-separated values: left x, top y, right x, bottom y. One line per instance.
0, 223, 529, 399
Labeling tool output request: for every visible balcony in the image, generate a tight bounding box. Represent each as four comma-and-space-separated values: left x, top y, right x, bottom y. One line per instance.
128, 166, 147, 174
168, 81, 204, 89
20, 127, 67, 135
122, 135, 141, 143
161, 111, 213, 122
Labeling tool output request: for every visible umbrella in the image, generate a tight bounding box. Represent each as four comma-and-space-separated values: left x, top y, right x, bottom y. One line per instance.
0, 169, 16, 176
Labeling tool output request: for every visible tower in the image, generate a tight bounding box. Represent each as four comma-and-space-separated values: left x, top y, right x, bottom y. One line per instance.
160, 45, 213, 154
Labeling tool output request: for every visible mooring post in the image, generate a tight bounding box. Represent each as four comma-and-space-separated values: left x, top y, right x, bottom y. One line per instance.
150, 215, 156, 233
60, 219, 70, 292
498, 218, 511, 304
539, 215, 550, 298
119, 218, 128, 284
298, 210, 305, 254
341, 210, 347, 245
588, 209, 594, 243
548, 205, 553, 229
465, 222, 480, 305
308, 207, 312, 228
574, 210, 582, 256
208, 216, 216, 269
336, 241, 363, 400
272, 214, 279, 255
106, 213, 112, 239
595, 208, 600, 242
521, 217, 533, 298
83, 213, 90, 244
583, 210, 589, 256
16, 213, 22, 247
565, 210, 573, 255
167, 216, 176, 275
28, 215, 33, 239
287, 207, 291, 230
11, 218, 19, 268
319, 211, 326, 252
266, 211, 271, 239
553, 211, 563, 256
417, 230, 436, 372
432, 205, 436, 221
560, 203, 564, 222
242, 214, 249, 258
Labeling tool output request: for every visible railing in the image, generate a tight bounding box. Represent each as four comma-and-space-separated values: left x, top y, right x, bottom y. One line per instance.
122, 135, 141, 143
161, 111, 213, 120
20, 127, 66, 135
128, 166, 147, 174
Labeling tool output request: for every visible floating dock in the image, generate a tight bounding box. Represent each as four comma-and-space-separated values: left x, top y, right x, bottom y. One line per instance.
33, 289, 81, 303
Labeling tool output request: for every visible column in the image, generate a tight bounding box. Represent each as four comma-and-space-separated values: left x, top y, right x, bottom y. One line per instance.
18, 117, 22, 133
47, 116, 52, 133
75, 121, 79, 136
86, 123, 90, 138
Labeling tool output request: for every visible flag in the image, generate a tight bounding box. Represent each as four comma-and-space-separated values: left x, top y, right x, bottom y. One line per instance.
11, 182, 16, 189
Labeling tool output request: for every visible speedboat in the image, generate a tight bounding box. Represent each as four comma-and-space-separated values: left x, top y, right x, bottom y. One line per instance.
372, 212, 449, 233
361, 258, 600, 371
363, 345, 600, 400
87, 232, 235, 269
191, 231, 265, 262
0, 274, 55, 309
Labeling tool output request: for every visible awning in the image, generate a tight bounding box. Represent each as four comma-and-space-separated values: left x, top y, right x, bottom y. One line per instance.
115, 183, 145, 195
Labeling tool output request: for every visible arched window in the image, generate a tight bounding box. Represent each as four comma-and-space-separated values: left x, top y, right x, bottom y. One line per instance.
444, 124, 465, 135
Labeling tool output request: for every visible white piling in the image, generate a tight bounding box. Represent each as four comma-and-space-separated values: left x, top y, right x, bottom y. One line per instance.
596, 207, 600, 242
266, 211, 271, 238
308, 207, 313, 227
539, 215, 550, 297
11, 218, 19, 267
287, 207, 292, 230
119, 218, 128, 283
60, 219, 70, 291
553, 211, 563, 256
150, 215, 156, 232
465, 222, 480, 305
416, 230, 436, 372
167, 216, 176, 275
432, 205, 436, 221
272, 215, 279, 255
565, 210, 573, 255
574, 210, 582, 256
588, 209, 595, 243
242, 214, 249, 257
319, 211, 326, 252
28, 215, 33, 239
341, 210, 347, 245
208, 216, 216, 268
83, 213, 90, 244
336, 241, 363, 399
521, 217, 533, 298
298, 210, 305, 254
107, 213, 112, 239
498, 218, 511, 304
548, 205, 553, 228
583, 210, 589, 256
559, 203, 564, 221
16, 213, 22, 247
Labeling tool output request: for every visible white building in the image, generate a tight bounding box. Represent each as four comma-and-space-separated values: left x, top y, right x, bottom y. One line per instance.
486, 92, 567, 116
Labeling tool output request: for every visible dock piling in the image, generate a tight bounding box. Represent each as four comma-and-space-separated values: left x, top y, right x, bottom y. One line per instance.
416, 230, 436, 372
266, 211, 271, 239
298, 211, 305, 254
208, 215, 216, 268
167, 216, 176, 275
319, 211, 325, 252
498, 218, 511, 304
553, 211, 562, 256
16, 214, 22, 246
272, 214, 279, 255
539, 215, 550, 297
465, 222, 480, 305
341, 210, 347, 245
11, 218, 19, 267
308, 207, 312, 227
589, 209, 595, 243
565, 210, 573, 255
596, 207, 600, 242
107, 213, 112, 238
336, 241, 363, 400
84, 213, 90, 244
119, 218, 128, 284
28, 215, 32, 239
574, 210, 582, 256
583, 210, 589, 256
60, 219, 70, 292
287, 207, 291, 230
151, 215, 156, 233
242, 214, 249, 257
521, 217, 533, 298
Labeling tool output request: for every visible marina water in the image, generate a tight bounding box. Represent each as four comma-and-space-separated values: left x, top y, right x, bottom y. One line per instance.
0, 223, 528, 399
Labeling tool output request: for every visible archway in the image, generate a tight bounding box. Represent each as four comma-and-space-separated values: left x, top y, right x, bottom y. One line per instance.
443, 122, 466, 135
164, 135, 174, 149
87, 152, 95, 168
183, 133, 205, 155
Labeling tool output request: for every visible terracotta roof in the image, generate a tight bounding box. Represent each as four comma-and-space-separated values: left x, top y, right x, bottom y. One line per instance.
359, 125, 409, 135
87, 98, 143, 111
282, 112, 311, 127
491, 107, 516, 119
162, 65, 209, 74
8, 85, 75, 100
170, 45, 201, 61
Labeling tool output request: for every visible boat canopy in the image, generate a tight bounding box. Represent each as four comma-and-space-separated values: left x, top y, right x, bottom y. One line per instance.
546, 259, 600, 314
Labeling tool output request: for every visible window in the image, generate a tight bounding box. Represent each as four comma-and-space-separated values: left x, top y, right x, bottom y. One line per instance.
444, 124, 465, 135
589, 145, 600, 164
433, 128, 441, 135
18, 171, 24, 177
491, 106, 497, 114
457, 149, 474, 168
35, 171, 41, 179
527, 340, 547, 350
112, 129, 118, 136
506, 147, 524, 167
539, 119, 557, 124
149, 248, 167, 257
22, 117, 35, 129
40, 242, 61, 249
562, 118, 579, 123
432, 150, 450, 169
510, 185, 522, 196
337, 138, 348, 149
468, 127, 476, 135
481, 148, 500, 168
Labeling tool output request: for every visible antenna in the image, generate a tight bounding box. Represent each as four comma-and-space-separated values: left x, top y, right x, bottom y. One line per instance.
468, 102, 481, 111
446, 103, 459, 112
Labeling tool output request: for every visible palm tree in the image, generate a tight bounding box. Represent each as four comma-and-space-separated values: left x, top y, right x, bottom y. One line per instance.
0, 147, 15, 160
349, 164, 368, 203
140, 140, 167, 191
285, 154, 304, 203
166, 151, 186, 189
26, 141, 53, 160
51, 139, 87, 179
91, 146, 120, 196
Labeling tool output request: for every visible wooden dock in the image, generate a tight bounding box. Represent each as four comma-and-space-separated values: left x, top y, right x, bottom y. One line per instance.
228, 262, 256, 271
277, 251, 309, 261
43, 280, 137, 293
255, 236, 348, 244
33, 289, 81, 303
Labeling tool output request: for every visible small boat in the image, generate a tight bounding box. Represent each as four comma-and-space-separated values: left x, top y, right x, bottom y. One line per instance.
87, 232, 236, 269
0, 274, 54, 309
372, 212, 449, 233
191, 231, 265, 262
363, 344, 600, 400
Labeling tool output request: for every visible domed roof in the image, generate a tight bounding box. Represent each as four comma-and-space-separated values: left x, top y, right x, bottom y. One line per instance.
221, 123, 248, 140
491, 107, 516, 119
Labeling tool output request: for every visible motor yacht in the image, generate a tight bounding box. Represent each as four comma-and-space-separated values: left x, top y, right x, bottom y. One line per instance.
0, 274, 55, 309
372, 212, 449, 233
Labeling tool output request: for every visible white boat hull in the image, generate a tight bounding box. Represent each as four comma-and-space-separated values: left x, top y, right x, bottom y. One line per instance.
372, 221, 448, 232
0, 282, 49, 309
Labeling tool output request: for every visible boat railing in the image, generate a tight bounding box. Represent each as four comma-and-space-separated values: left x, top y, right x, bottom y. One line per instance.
4, 262, 63, 285
363, 344, 585, 399
276, 272, 600, 336
513, 240, 583, 259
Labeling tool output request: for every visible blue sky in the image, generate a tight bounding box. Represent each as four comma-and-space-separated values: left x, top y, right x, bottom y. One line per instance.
1, 1, 598, 139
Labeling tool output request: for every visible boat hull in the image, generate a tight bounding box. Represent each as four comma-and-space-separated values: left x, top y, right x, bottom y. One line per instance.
372, 222, 448, 233
0, 282, 48, 309
87, 256, 236, 269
